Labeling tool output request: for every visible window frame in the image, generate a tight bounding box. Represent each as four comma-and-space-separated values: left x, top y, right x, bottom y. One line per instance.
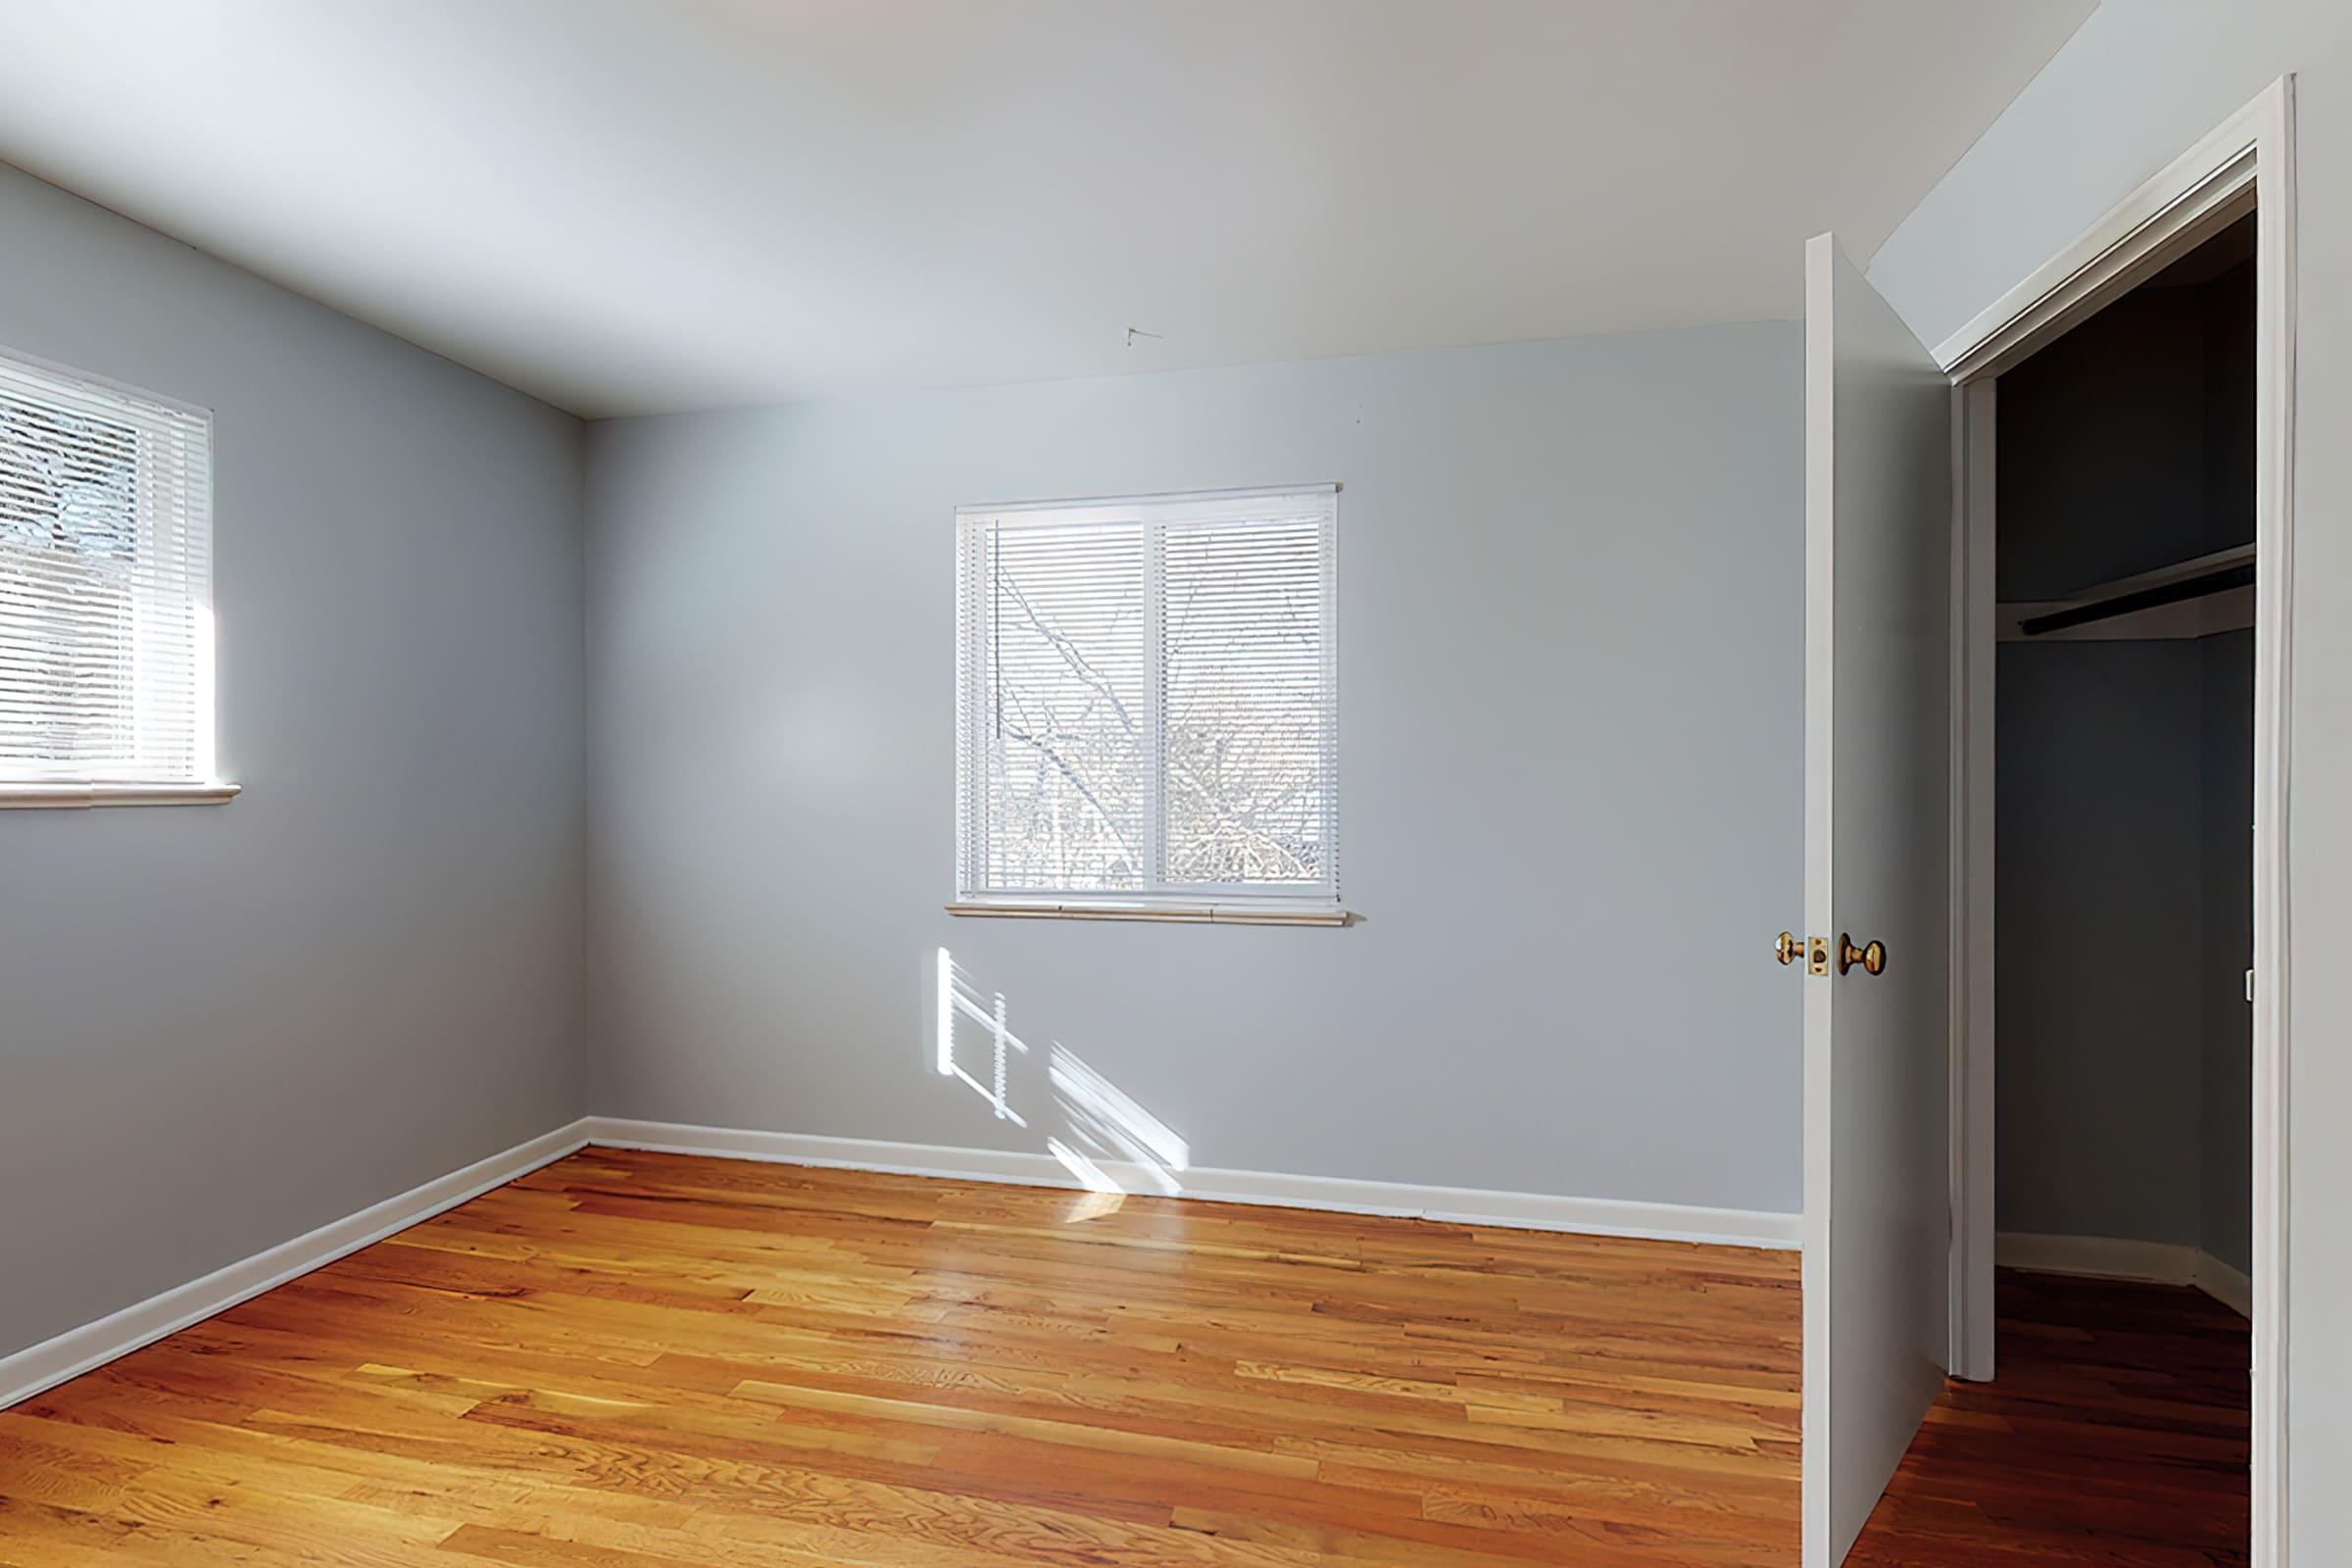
0, 343, 232, 808
953, 484, 1342, 922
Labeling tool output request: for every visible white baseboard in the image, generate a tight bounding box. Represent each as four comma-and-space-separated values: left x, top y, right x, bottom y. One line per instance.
1996, 1230, 2252, 1318
577, 1117, 1801, 1250
0, 1120, 590, 1412
1, 1115, 1795, 1413
2193, 1252, 2253, 1318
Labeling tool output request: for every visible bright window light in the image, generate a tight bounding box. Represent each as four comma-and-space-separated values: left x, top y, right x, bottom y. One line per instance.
955, 485, 1339, 907
0, 350, 215, 786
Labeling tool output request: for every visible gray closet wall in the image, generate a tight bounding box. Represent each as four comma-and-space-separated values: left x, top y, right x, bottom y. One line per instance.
1994, 245, 2254, 1273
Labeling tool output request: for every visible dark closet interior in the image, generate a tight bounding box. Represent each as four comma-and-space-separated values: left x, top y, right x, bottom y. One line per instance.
1987, 213, 2255, 1562
1994, 216, 2254, 1280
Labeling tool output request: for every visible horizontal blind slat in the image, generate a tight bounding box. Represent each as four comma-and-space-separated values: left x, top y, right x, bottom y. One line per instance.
0, 352, 212, 784
957, 490, 1336, 903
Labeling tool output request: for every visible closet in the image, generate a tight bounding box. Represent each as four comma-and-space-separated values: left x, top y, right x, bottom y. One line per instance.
1989, 210, 2253, 1528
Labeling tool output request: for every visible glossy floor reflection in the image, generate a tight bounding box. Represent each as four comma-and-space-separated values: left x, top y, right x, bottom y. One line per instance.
1848, 1267, 2249, 1567
0, 1149, 1803, 1566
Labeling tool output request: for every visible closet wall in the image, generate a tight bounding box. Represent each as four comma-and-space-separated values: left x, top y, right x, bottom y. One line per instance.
1995, 249, 2254, 1272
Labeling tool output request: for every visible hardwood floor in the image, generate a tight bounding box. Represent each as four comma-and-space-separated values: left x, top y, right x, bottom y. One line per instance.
0, 1153, 2250, 1566
0, 1148, 1804, 1566
1847, 1268, 2250, 1567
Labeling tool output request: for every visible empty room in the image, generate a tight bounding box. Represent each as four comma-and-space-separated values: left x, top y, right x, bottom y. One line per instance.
1, 3, 2346, 1565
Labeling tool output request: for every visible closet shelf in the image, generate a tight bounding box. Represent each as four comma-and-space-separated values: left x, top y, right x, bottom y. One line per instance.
1997, 543, 2254, 643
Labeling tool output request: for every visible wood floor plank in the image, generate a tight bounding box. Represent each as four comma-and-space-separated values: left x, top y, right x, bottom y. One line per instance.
0, 1150, 1798, 1563
0, 1150, 2242, 1564
1846, 1268, 2249, 1567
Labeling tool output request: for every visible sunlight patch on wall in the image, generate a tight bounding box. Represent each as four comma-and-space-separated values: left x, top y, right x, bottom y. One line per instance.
1051, 1045, 1188, 1195
935, 948, 1027, 1126
934, 949, 1194, 1215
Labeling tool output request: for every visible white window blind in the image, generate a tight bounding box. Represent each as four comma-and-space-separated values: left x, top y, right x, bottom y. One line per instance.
0, 351, 214, 786
956, 485, 1338, 906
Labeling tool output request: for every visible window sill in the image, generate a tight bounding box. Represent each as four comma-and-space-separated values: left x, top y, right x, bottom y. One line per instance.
0, 781, 242, 809
947, 899, 1351, 927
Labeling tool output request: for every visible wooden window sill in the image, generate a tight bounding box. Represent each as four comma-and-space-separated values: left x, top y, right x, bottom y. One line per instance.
947, 900, 1350, 927
0, 782, 242, 809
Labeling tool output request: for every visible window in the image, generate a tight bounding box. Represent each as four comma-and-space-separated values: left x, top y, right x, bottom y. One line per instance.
0, 350, 218, 797
956, 485, 1339, 913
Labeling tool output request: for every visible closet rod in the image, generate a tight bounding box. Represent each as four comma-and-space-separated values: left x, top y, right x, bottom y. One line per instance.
2018, 561, 2256, 637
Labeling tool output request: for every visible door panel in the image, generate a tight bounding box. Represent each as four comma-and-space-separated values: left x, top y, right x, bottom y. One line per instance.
1801, 233, 1953, 1566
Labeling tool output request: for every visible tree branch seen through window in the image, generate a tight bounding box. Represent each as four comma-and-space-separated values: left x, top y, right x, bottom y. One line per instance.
956, 489, 1338, 906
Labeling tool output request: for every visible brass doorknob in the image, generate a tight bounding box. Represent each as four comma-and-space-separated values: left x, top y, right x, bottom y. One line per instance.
1774, 931, 1802, 965
1838, 934, 1887, 976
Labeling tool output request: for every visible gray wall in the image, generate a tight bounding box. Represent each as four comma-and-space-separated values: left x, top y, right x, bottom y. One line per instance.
0, 162, 587, 1360
1997, 640, 2207, 1249
1994, 632, 2251, 1274
2201, 628, 2254, 1274
1992, 263, 2253, 1269
585, 324, 1805, 1216
1870, 1, 2349, 1544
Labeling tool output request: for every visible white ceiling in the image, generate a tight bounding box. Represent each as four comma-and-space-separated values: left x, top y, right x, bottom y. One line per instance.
0, 1, 2090, 417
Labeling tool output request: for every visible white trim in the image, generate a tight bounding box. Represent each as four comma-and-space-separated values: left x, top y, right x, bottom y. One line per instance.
2248, 76, 2297, 1568
0, 1114, 1799, 1423
945, 899, 1349, 926
1797, 232, 1839, 1567
1938, 76, 2293, 1568
2203, 1252, 2256, 1320
578, 1117, 1802, 1250
956, 481, 1339, 518
1947, 376, 1997, 1383
0, 781, 240, 809
0, 337, 214, 421
1995, 1232, 2252, 1319
1933, 113, 2261, 380
0, 1120, 587, 1412
1997, 1230, 2199, 1284
955, 485, 1342, 909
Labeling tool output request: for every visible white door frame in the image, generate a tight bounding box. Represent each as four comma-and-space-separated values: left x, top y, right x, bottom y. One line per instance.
1936, 76, 2294, 1568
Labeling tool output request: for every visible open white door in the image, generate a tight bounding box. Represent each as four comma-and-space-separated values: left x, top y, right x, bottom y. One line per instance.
1800, 233, 1953, 1566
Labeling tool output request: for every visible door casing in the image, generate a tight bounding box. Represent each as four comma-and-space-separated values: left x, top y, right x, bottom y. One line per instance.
1935, 74, 2295, 1568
